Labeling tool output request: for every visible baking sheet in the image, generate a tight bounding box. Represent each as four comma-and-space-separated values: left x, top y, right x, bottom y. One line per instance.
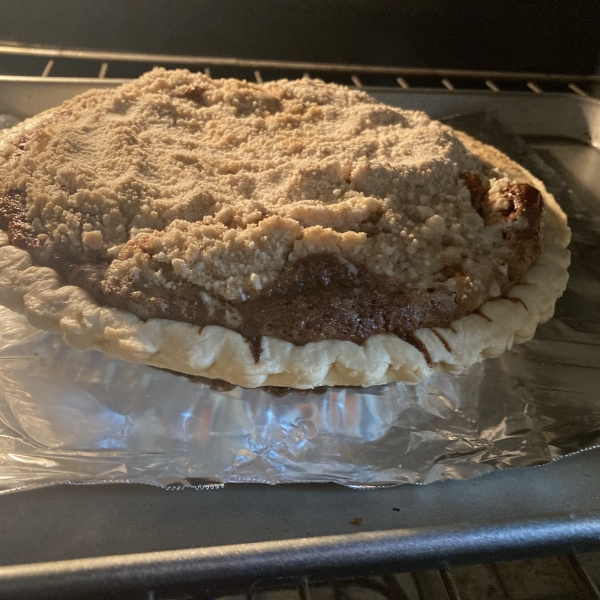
0, 112, 599, 493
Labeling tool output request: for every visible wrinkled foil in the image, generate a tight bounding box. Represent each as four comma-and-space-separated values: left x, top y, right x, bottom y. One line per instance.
0, 113, 599, 493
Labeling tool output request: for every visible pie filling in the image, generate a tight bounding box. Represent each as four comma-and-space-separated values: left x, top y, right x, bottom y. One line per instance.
0, 70, 543, 364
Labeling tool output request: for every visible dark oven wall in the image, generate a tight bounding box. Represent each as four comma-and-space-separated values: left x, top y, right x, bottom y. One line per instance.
0, 0, 599, 76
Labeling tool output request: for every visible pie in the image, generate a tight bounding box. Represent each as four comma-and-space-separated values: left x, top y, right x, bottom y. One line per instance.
0, 69, 570, 388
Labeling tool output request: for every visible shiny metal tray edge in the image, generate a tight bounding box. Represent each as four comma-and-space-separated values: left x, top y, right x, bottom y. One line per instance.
3, 513, 600, 599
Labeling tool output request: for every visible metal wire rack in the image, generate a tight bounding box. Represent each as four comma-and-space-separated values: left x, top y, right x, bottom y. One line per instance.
112, 552, 600, 599
0, 41, 599, 97
150, 553, 600, 600
2, 42, 600, 600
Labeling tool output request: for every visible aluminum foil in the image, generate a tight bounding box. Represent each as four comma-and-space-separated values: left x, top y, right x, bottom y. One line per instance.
0, 113, 599, 493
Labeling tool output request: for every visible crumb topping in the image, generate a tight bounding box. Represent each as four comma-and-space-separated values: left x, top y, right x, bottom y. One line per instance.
1, 68, 518, 301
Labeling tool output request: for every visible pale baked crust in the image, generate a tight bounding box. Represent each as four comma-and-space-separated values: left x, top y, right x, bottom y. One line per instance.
0, 113, 570, 388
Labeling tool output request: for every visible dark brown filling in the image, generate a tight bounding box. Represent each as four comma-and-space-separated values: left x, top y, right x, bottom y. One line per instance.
0, 174, 543, 365
0, 190, 39, 250
160, 368, 329, 396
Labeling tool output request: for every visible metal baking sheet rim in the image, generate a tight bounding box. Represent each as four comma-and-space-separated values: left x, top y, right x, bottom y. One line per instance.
2, 512, 600, 598
1, 75, 599, 145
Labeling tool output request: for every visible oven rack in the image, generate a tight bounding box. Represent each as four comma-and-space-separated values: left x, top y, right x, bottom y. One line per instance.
0, 41, 599, 97
230, 553, 600, 600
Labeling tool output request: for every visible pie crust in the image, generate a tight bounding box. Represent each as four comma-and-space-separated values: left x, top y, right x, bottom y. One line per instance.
0, 72, 570, 388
